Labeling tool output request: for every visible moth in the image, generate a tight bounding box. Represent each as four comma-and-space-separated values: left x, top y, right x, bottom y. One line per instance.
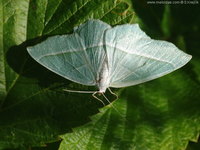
27, 19, 192, 102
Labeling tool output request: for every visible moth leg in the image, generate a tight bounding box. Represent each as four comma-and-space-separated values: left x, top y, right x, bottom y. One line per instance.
102, 93, 124, 117
92, 92, 105, 106
108, 88, 118, 101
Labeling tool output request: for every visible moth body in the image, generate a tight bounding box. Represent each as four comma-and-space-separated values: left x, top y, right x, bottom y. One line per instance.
96, 59, 110, 93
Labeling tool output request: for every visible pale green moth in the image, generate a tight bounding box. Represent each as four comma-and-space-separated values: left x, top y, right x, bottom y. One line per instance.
27, 19, 192, 98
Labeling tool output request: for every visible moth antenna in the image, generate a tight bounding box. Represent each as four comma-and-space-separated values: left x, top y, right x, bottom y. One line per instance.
92, 92, 106, 106
63, 89, 96, 93
108, 88, 118, 100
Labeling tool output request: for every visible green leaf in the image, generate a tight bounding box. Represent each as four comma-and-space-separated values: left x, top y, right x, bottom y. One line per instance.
0, 0, 134, 149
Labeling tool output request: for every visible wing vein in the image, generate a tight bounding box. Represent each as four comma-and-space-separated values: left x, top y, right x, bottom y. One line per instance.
37, 44, 175, 68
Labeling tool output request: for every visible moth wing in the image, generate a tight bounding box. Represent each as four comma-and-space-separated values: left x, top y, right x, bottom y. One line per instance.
27, 20, 111, 86
104, 24, 192, 88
